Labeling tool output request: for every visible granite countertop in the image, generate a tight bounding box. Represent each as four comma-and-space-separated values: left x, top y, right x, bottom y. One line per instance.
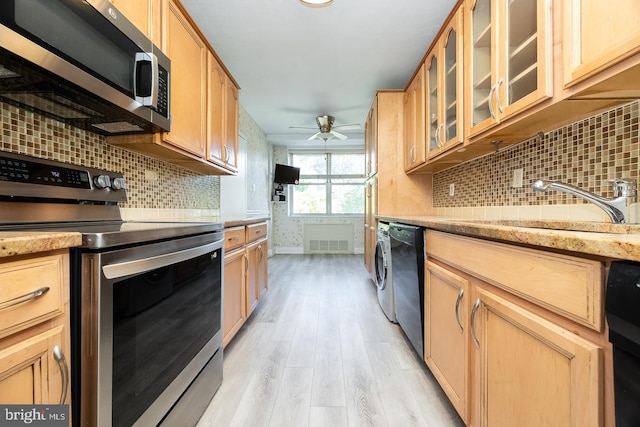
220, 216, 270, 228
377, 215, 640, 262
0, 232, 82, 258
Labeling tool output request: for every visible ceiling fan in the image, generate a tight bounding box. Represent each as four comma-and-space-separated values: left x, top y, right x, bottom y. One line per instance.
289, 115, 361, 141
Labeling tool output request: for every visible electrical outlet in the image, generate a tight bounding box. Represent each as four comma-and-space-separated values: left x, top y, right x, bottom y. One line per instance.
512, 168, 524, 188
144, 170, 158, 181
449, 183, 455, 196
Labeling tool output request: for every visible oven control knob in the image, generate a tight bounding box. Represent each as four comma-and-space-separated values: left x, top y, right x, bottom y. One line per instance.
111, 177, 126, 191
93, 174, 111, 189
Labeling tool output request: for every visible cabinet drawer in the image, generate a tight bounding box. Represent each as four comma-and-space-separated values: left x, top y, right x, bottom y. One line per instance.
246, 222, 267, 243
0, 253, 67, 339
425, 230, 604, 331
225, 226, 246, 251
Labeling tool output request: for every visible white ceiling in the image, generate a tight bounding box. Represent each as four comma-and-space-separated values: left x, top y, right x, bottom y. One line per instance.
181, 0, 458, 149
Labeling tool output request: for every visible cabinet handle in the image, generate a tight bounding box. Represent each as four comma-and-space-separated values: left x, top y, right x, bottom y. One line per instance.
258, 245, 263, 262
227, 236, 239, 241
224, 145, 230, 163
255, 229, 262, 234
53, 345, 69, 404
496, 77, 504, 114
0, 287, 49, 311
470, 298, 481, 348
436, 124, 444, 147
243, 253, 248, 276
455, 288, 464, 333
488, 84, 496, 119
410, 146, 416, 163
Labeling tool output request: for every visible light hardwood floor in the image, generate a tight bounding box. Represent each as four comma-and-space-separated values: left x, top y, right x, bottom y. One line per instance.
197, 254, 464, 427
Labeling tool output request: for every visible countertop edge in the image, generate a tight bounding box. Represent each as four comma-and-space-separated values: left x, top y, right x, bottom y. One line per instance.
377, 215, 640, 262
222, 216, 270, 228
0, 232, 82, 258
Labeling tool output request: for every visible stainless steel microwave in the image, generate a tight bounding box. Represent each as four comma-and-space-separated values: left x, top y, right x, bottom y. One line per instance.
0, 0, 170, 135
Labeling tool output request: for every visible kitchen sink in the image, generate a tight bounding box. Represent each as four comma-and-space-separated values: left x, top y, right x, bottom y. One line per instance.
447, 219, 640, 234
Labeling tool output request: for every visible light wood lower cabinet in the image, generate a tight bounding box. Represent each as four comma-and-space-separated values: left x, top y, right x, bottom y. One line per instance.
0, 250, 71, 406
472, 287, 602, 427
0, 326, 66, 404
246, 238, 267, 316
425, 260, 470, 424
223, 222, 268, 347
425, 230, 607, 426
223, 248, 246, 348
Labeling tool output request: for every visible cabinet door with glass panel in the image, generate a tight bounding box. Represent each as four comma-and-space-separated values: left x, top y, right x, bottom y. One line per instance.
289, 152, 365, 216
465, 0, 552, 138
427, 5, 464, 159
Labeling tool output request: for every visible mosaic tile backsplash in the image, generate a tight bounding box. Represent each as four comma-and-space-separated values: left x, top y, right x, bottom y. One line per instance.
433, 101, 640, 209
1, 101, 220, 211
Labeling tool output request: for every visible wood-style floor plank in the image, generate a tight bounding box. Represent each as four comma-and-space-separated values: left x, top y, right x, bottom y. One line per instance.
196, 254, 463, 427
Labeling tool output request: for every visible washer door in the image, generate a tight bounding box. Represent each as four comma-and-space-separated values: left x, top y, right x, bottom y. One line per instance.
375, 240, 387, 290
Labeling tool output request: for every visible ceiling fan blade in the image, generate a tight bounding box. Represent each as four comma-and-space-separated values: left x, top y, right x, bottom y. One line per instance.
332, 123, 361, 131
289, 125, 318, 129
307, 132, 321, 140
330, 130, 348, 140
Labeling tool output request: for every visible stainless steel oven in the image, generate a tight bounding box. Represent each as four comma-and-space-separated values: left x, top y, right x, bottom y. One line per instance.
76, 232, 223, 427
0, 151, 223, 427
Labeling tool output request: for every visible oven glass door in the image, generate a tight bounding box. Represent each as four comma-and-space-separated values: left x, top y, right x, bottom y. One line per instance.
112, 248, 221, 426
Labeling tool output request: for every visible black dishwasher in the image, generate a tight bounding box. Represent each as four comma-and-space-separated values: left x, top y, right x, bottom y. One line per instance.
606, 261, 640, 426
389, 223, 425, 359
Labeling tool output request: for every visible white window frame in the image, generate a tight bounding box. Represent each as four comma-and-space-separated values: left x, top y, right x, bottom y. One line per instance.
288, 150, 365, 216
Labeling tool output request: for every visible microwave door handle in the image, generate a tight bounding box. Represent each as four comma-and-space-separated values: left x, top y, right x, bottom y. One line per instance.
134, 52, 159, 108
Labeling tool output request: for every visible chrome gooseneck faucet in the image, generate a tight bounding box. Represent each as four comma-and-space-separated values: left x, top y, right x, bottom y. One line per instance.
531, 178, 637, 224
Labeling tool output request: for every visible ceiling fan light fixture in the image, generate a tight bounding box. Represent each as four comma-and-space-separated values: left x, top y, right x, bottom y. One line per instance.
299, 0, 333, 8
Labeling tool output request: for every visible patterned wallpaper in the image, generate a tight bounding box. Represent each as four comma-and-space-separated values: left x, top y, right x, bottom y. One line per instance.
433, 101, 640, 209
1, 101, 220, 212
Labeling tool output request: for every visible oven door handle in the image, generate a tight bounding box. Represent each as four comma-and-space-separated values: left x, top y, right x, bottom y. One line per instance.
102, 240, 222, 280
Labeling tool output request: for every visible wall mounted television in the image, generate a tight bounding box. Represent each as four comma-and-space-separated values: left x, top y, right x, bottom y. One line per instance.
274, 163, 300, 184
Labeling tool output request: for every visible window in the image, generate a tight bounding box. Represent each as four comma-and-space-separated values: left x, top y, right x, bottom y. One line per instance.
289, 151, 364, 215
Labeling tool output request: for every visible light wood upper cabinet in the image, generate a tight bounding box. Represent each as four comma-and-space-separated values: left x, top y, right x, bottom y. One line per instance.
207, 52, 240, 172
472, 288, 603, 427
425, 260, 470, 424
427, 5, 464, 159
563, 0, 640, 88
164, 0, 207, 157
465, 0, 552, 138
107, 0, 239, 176
224, 77, 239, 171
404, 64, 426, 172
109, 0, 162, 46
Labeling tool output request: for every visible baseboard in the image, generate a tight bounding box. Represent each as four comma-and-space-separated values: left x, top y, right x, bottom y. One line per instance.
274, 247, 305, 254
273, 247, 365, 255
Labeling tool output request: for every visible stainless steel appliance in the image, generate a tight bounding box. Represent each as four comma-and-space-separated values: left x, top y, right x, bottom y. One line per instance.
0, 151, 223, 427
606, 261, 640, 426
375, 222, 396, 322
389, 223, 425, 359
0, 0, 170, 134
